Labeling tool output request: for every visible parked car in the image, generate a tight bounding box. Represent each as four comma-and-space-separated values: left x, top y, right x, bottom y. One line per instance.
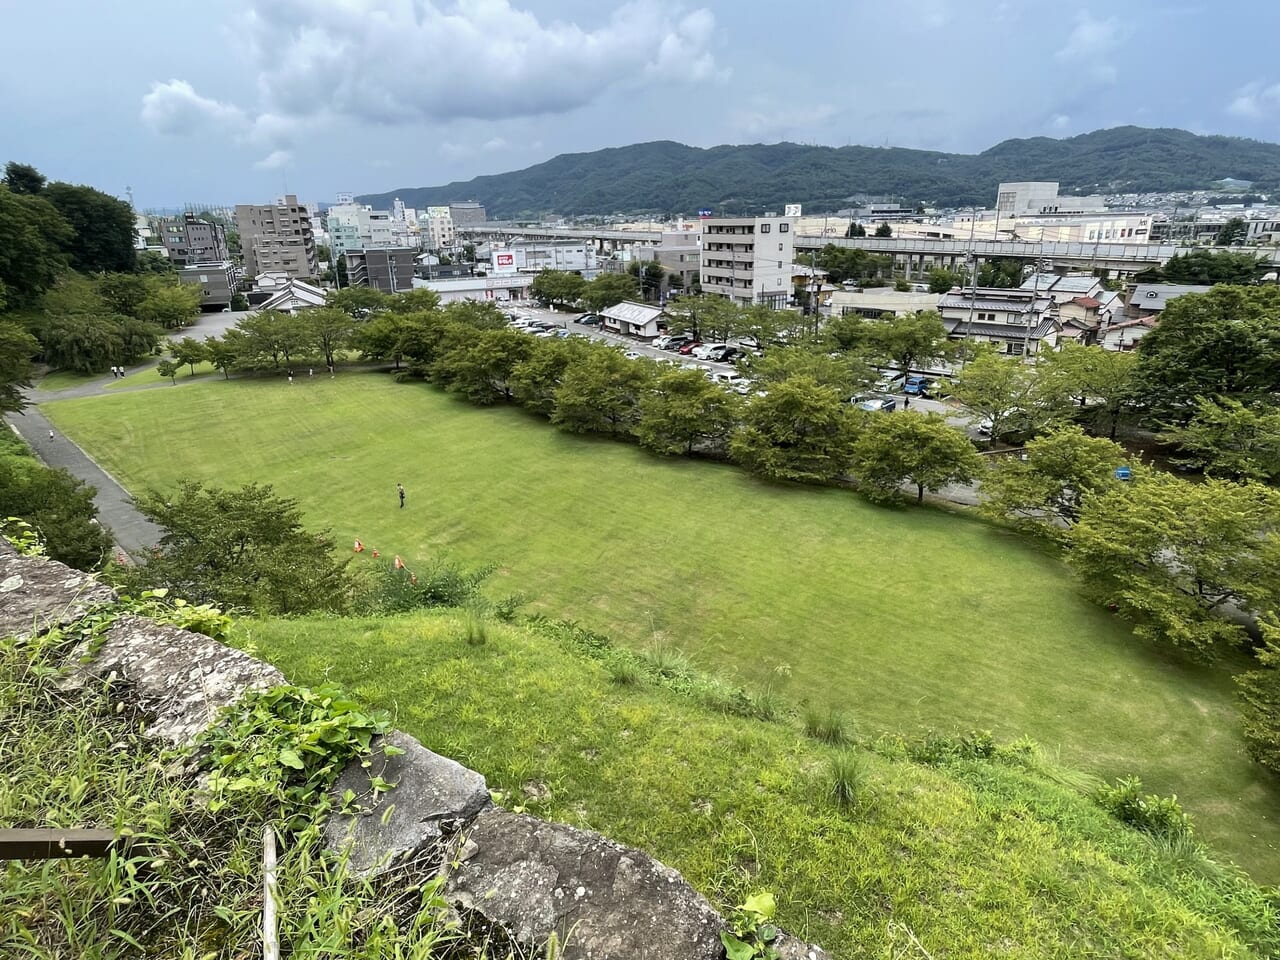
692, 342, 727, 360
709, 371, 748, 390
653, 334, 684, 350
875, 371, 906, 392
662, 337, 691, 352
851, 394, 897, 413
576, 314, 603, 326
736, 336, 763, 352
623, 350, 643, 360
677, 341, 702, 355
903, 376, 934, 396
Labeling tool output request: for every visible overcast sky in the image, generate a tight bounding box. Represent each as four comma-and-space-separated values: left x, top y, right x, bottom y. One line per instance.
4, 0, 1280, 208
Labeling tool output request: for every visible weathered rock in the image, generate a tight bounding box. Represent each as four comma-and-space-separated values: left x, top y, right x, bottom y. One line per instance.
775, 932, 834, 960
325, 730, 490, 878
0, 541, 114, 639
64, 614, 285, 745
445, 808, 724, 960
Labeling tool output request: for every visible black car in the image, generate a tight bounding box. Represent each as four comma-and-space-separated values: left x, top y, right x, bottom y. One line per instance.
662, 337, 691, 351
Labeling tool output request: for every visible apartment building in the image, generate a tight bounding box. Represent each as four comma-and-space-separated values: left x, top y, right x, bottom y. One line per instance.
177, 261, 239, 310
344, 247, 416, 294
448, 201, 487, 226
418, 206, 456, 250
700, 215, 796, 308
158, 214, 229, 267
326, 202, 397, 256
234, 194, 318, 279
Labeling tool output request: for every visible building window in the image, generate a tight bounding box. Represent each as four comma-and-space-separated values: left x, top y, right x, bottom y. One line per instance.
1006, 342, 1025, 355
779, 223, 789, 233
759, 223, 771, 233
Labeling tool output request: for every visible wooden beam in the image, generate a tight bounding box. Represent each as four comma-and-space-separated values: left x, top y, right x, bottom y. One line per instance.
0, 828, 127, 860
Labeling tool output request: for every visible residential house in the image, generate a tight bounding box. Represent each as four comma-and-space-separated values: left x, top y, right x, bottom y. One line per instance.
601, 300, 666, 340
937, 287, 1059, 356
1099, 317, 1157, 352
1124, 283, 1213, 321
1019, 273, 1105, 304
1056, 297, 1104, 345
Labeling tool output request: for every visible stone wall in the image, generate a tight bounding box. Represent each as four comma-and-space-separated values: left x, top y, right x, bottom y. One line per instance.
0, 542, 829, 960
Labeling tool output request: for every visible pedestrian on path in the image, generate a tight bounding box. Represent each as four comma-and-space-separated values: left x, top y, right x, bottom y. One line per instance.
397, 482, 405, 509
48, 430, 54, 441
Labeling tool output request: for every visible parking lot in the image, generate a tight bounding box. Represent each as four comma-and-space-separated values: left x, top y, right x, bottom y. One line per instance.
503, 302, 979, 434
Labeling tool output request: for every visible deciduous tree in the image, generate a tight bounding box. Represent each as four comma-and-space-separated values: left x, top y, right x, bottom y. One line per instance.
551, 348, 653, 434
530, 269, 586, 309
125, 480, 353, 614
851, 412, 982, 502
730, 376, 859, 483
581, 273, 640, 312
44, 181, 136, 273
636, 368, 742, 456
1237, 616, 1280, 774
1039, 343, 1138, 439
980, 425, 1129, 537
304, 307, 355, 371
509, 337, 596, 415
170, 336, 208, 375
0, 186, 71, 305
1163, 397, 1280, 483
1068, 473, 1280, 654
138, 281, 201, 329
431, 328, 534, 403
951, 350, 1066, 443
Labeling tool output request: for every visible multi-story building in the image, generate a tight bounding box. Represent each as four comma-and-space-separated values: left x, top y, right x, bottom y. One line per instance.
936, 286, 1059, 356
700, 215, 796, 308
448, 201, 486, 227
234, 194, 318, 279
489, 240, 596, 273
344, 247, 417, 294
995, 182, 1106, 218
418, 206, 455, 250
177, 261, 240, 310
159, 214, 230, 267
326, 202, 396, 256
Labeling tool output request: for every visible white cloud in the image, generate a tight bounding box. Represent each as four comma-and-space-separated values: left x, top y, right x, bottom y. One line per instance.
1227, 80, 1280, 118
224, 0, 720, 126
1049, 114, 1071, 131
254, 150, 293, 170
140, 80, 246, 136
1054, 10, 1122, 84
481, 137, 508, 152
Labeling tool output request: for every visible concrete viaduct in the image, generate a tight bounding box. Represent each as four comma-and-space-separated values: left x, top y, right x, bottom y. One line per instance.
462, 223, 1280, 277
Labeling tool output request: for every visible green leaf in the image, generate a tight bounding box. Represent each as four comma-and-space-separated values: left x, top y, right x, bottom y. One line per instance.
742, 891, 776, 920
278, 749, 304, 770
383, 744, 406, 758
720, 931, 757, 960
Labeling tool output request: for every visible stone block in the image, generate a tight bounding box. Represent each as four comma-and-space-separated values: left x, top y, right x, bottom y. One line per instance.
325, 730, 490, 878
0, 541, 114, 639
66, 614, 285, 745
444, 808, 724, 960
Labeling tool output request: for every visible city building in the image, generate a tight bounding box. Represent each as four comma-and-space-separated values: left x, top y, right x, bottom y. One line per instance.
995, 182, 1106, 218
412, 273, 534, 304
159, 214, 230, 267
234, 194, 318, 279
700, 214, 796, 308
937, 287, 1059, 356
600, 301, 666, 339
344, 247, 417, 294
326, 202, 396, 256
829, 289, 940, 318
177, 261, 239, 310
653, 231, 702, 292
419, 207, 456, 250
449, 201, 487, 226
488, 240, 596, 273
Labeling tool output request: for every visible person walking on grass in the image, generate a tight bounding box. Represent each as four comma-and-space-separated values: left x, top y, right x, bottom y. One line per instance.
397, 482, 405, 509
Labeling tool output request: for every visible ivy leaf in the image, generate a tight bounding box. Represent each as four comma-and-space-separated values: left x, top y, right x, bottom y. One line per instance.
383, 745, 406, 758
278, 749, 304, 770
742, 891, 776, 920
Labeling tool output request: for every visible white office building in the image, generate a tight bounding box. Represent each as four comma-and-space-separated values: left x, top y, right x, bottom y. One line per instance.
700, 214, 796, 308
326, 202, 396, 256
418, 206, 456, 251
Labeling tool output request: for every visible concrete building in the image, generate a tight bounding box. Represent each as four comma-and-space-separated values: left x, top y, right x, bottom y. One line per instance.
829, 289, 940, 318
419, 207, 456, 250
654, 231, 702, 292
234, 194, 318, 279
937, 287, 1059, 356
159, 214, 229, 267
449, 201, 487, 226
995, 182, 1106, 218
489, 240, 596, 273
700, 215, 796, 308
344, 247, 417, 294
412, 273, 534, 304
326, 202, 396, 256
177, 261, 239, 310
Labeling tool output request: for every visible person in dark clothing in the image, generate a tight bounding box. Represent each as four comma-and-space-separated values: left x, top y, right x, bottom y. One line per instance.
397, 483, 405, 508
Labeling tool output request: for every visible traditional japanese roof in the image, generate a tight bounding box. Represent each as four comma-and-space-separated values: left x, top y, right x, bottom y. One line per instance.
601, 300, 665, 324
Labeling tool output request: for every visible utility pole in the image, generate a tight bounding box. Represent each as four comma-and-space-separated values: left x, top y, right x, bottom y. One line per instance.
1022, 250, 1047, 359
961, 207, 980, 362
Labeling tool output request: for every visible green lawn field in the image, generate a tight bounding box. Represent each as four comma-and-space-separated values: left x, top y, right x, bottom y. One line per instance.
41, 372, 1280, 877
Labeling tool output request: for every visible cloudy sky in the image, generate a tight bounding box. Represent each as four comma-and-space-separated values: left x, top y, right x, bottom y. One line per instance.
4, 0, 1280, 208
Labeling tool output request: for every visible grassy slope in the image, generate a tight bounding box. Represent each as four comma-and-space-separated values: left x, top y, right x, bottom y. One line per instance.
239, 610, 1277, 960
41, 373, 1280, 876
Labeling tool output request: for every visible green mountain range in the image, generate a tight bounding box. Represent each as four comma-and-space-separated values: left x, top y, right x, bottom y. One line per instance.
357, 126, 1280, 219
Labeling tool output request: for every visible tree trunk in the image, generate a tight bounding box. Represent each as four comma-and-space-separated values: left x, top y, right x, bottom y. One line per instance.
916, 483, 925, 502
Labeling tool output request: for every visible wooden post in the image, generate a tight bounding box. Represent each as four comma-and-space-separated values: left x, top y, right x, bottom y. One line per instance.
263, 824, 279, 960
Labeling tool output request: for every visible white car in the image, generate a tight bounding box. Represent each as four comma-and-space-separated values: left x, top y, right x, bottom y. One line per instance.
710, 371, 748, 390
692, 342, 727, 360
623, 350, 643, 360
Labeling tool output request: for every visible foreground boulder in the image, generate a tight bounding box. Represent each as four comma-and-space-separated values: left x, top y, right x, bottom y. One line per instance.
324, 730, 491, 877
0, 541, 114, 639
444, 808, 725, 960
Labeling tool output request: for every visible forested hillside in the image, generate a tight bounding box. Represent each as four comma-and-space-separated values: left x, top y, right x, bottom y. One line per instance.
359, 126, 1280, 218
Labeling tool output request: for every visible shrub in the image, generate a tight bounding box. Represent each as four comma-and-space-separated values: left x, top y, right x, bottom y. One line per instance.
1094, 776, 1191, 838
907, 729, 996, 765
358, 557, 498, 614
830, 750, 868, 808
608, 656, 644, 686
803, 703, 850, 744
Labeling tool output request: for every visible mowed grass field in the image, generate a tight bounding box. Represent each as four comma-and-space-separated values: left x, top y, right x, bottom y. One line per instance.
42, 373, 1280, 877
